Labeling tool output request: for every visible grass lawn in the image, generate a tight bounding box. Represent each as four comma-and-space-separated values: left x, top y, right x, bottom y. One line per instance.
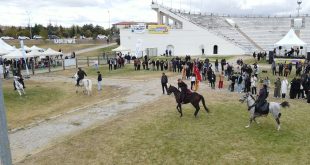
48, 64, 181, 80
77, 45, 119, 57
18, 89, 310, 165
3, 79, 126, 130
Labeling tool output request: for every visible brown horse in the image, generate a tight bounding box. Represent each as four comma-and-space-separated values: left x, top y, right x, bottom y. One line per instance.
167, 85, 209, 117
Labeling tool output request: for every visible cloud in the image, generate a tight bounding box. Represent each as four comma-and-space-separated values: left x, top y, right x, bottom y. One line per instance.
0, 0, 308, 28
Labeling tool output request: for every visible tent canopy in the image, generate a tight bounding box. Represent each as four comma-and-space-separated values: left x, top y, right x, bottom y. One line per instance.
0, 39, 16, 52
112, 45, 131, 52
19, 45, 32, 51
26, 50, 43, 57
2, 50, 36, 59
275, 29, 307, 47
30, 45, 44, 51
41, 48, 63, 56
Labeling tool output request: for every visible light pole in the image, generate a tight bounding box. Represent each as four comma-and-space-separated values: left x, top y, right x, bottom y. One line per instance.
0, 78, 12, 165
26, 11, 32, 39
297, 0, 302, 17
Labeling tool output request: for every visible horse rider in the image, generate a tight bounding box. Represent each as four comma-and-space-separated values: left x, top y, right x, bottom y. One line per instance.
76, 68, 87, 86
13, 75, 25, 90
177, 78, 188, 103
249, 84, 268, 111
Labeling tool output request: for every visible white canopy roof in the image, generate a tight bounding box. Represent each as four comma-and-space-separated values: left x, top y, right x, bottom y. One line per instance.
0, 46, 9, 55
19, 45, 32, 51
26, 50, 43, 57
41, 48, 63, 56
275, 29, 307, 47
30, 45, 44, 51
2, 50, 36, 59
112, 45, 131, 52
0, 39, 15, 52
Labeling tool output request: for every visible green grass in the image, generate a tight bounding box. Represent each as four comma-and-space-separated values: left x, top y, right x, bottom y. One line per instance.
19, 91, 310, 164
78, 45, 118, 57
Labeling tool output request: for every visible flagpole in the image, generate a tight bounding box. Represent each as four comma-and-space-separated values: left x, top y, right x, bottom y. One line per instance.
0, 78, 12, 165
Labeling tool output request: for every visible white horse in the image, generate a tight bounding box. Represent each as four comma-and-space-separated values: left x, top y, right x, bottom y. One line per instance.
14, 76, 25, 96
74, 73, 92, 96
239, 93, 289, 131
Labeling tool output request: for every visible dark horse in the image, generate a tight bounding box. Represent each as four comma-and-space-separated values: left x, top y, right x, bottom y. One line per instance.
167, 85, 209, 117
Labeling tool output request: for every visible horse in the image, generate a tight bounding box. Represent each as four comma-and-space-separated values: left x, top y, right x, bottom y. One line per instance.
166, 84, 209, 117
74, 73, 92, 96
13, 76, 25, 96
239, 93, 289, 131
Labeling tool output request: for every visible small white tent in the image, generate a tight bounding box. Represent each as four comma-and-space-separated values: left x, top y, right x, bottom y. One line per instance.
41, 48, 63, 56
30, 45, 44, 51
2, 50, 26, 59
26, 50, 43, 57
19, 45, 32, 51
0, 39, 15, 52
275, 29, 307, 47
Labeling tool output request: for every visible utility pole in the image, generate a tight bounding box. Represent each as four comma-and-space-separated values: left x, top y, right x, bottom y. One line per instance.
26, 11, 32, 39
0, 78, 12, 165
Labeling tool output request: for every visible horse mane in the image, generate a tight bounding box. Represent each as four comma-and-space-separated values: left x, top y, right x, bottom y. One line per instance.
249, 94, 255, 101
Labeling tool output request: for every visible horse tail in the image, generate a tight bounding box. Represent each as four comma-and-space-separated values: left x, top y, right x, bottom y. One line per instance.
280, 101, 289, 108
200, 95, 209, 113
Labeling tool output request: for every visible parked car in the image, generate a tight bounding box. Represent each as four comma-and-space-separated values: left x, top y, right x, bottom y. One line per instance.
18, 36, 30, 40
1, 36, 14, 40
48, 35, 60, 39
33, 35, 43, 39
97, 34, 108, 40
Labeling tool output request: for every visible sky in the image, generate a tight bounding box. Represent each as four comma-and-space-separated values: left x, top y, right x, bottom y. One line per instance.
0, 0, 309, 28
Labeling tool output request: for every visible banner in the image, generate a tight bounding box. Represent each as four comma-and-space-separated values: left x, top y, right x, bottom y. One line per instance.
131, 24, 146, 33
148, 25, 169, 34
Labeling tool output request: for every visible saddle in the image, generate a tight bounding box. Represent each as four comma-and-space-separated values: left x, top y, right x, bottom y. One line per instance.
255, 102, 269, 115
186, 89, 192, 95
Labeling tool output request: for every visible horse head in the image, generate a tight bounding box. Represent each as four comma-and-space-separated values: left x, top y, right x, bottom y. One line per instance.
239, 93, 250, 103
166, 83, 172, 95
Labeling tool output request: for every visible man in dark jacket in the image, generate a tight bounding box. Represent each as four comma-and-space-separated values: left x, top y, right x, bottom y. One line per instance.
178, 78, 188, 103
76, 68, 87, 86
254, 84, 268, 112
161, 72, 168, 94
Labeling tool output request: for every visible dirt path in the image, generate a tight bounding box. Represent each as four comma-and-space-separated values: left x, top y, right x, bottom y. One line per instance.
10, 55, 253, 163
10, 74, 171, 163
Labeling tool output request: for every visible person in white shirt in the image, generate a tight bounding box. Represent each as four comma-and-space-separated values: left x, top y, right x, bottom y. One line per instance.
250, 75, 257, 95
281, 77, 289, 98
190, 73, 196, 90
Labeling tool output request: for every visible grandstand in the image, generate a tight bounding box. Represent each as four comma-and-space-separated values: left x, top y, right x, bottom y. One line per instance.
119, 2, 309, 56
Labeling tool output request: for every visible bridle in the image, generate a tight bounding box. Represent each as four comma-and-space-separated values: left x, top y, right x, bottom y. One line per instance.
246, 94, 256, 110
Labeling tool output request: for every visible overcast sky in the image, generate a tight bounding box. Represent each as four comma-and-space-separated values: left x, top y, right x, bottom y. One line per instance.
0, 0, 309, 28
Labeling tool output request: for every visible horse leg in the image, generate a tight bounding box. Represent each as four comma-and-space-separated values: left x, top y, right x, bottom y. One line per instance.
192, 102, 200, 118
246, 117, 253, 128
276, 118, 281, 131
253, 117, 260, 124
178, 103, 183, 117
17, 90, 22, 96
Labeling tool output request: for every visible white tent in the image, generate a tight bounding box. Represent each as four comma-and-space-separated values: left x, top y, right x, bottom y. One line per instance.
112, 45, 131, 52
26, 50, 43, 57
30, 45, 44, 51
2, 50, 31, 59
275, 29, 307, 47
19, 45, 32, 51
41, 48, 63, 56
0, 39, 15, 52
0, 46, 9, 55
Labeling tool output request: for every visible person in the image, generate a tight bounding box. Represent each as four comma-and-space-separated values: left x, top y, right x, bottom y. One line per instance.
210, 71, 216, 89
249, 84, 268, 112
190, 73, 196, 90
76, 68, 87, 86
281, 77, 289, 98
161, 72, 168, 94
274, 77, 281, 98
13, 74, 25, 90
178, 78, 188, 103
218, 71, 224, 89
250, 75, 257, 95
97, 71, 102, 91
